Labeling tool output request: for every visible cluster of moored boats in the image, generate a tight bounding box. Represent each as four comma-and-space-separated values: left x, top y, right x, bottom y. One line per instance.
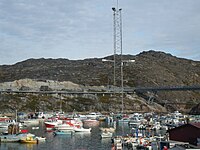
0, 112, 108, 144
110, 111, 196, 150
44, 112, 104, 135
0, 123, 46, 144
112, 111, 200, 150
0, 111, 199, 149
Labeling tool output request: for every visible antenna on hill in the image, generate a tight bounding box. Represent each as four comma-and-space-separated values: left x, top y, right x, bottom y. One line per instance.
112, 0, 122, 87
112, 0, 125, 136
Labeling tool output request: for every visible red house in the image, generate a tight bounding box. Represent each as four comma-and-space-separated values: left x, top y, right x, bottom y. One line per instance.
168, 123, 200, 146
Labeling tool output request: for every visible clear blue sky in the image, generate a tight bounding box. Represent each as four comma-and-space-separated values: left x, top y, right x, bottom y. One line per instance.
1, 0, 200, 65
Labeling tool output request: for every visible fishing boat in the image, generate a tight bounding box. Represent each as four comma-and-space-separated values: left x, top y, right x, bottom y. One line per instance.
55, 123, 74, 131
44, 118, 62, 129
0, 124, 24, 142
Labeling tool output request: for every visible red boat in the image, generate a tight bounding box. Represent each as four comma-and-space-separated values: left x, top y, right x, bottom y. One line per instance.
44, 118, 62, 129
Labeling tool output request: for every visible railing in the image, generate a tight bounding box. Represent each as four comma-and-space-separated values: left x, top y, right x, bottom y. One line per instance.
133, 85, 200, 92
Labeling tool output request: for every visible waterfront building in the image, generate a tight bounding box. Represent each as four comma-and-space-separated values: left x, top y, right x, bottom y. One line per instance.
168, 123, 200, 146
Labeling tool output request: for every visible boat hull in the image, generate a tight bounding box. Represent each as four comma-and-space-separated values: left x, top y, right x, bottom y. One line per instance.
101, 132, 113, 138
20, 139, 38, 144
44, 122, 57, 128
54, 131, 73, 135
74, 127, 91, 132
0, 136, 20, 142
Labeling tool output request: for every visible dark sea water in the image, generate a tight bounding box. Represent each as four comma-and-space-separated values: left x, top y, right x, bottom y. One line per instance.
0, 121, 165, 150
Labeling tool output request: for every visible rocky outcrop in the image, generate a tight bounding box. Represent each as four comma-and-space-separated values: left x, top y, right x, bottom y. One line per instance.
0, 50, 200, 113
0, 78, 82, 91
189, 103, 200, 115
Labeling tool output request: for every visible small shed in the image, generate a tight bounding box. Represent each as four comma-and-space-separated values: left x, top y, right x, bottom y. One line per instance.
168, 123, 200, 146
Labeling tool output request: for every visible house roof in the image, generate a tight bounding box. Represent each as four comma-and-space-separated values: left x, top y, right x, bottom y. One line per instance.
168, 122, 200, 132
190, 122, 200, 128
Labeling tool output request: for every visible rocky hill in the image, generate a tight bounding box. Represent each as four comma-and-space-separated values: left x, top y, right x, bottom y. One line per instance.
0, 50, 200, 114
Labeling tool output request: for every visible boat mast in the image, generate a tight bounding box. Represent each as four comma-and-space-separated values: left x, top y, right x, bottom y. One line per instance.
59, 94, 62, 113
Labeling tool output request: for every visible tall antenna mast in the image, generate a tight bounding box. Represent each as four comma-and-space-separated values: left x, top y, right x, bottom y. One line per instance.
112, 0, 122, 87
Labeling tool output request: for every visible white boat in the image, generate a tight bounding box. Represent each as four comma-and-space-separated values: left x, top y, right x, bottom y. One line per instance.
118, 117, 130, 123
112, 136, 123, 149
0, 116, 13, 129
101, 132, 113, 138
160, 125, 168, 130
74, 127, 91, 132
32, 126, 39, 130
151, 122, 161, 130
85, 112, 101, 120
55, 123, 74, 131
0, 122, 10, 129
97, 115, 107, 121
37, 112, 51, 119
77, 114, 87, 120
128, 117, 142, 127
55, 118, 83, 131
35, 136, 46, 142
100, 127, 115, 133
20, 119, 39, 126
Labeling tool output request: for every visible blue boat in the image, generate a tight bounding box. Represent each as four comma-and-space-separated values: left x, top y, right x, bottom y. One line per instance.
0, 134, 20, 142
53, 130, 74, 136
0, 133, 32, 142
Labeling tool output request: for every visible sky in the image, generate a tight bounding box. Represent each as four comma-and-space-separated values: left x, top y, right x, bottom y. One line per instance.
0, 0, 200, 65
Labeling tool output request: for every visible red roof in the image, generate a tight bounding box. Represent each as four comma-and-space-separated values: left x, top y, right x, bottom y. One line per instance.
168, 123, 200, 132
190, 122, 200, 128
